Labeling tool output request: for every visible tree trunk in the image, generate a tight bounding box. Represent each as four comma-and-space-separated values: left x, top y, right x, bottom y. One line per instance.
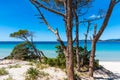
81, 34, 87, 66
29, 41, 41, 62
75, 10, 80, 72
82, 21, 90, 66
66, 28, 74, 80
89, 39, 96, 77
25, 37, 42, 62
65, 0, 74, 80
66, 34, 74, 80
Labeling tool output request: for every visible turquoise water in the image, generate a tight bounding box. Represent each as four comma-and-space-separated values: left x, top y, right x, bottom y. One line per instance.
0, 41, 120, 61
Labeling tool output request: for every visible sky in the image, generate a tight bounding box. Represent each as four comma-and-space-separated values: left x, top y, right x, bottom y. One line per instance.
0, 0, 120, 41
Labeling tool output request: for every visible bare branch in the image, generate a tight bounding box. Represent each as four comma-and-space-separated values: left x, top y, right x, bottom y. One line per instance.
93, 24, 97, 38
31, 2, 66, 49
115, 0, 120, 4
30, 0, 65, 17
72, 36, 77, 44
90, 36, 92, 41
95, 0, 116, 42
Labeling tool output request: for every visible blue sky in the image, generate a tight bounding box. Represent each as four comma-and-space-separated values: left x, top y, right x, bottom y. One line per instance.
0, 0, 120, 41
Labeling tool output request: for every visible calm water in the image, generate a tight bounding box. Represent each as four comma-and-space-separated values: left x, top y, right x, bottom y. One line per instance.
0, 41, 120, 61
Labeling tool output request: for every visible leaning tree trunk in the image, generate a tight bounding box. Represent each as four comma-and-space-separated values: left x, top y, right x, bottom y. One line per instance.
89, 0, 117, 77
89, 39, 96, 77
24, 37, 42, 62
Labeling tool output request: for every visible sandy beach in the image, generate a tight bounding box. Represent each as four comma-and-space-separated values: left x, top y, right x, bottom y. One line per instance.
0, 59, 67, 80
0, 60, 120, 80
99, 61, 120, 78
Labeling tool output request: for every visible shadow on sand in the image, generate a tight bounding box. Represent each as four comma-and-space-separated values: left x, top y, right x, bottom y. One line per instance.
94, 66, 120, 80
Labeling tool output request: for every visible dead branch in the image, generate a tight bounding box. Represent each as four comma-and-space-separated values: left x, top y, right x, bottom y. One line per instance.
95, 0, 116, 42
31, 2, 66, 49
30, 0, 65, 17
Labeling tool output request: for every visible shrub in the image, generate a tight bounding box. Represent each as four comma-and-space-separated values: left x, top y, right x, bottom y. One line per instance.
27, 62, 34, 66
42, 45, 99, 70
39, 71, 49, 77
0, 68, 8, 76
25, 67, 39, 80
5, 42, 38, 60
35, 62, 48, 69
4, 75, 13, 80
8, 64, 21, 68
42, 45, 66, 69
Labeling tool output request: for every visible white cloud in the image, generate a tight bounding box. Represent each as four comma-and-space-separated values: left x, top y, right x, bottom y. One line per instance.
89, 14, 101, 19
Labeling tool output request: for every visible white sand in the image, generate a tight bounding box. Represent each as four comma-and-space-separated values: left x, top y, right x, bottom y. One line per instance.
1, 60, 120, 80
0, 59, 67, 80
82, 61, 120, 80
0, 60, 31, 80
41, 67, 67, 80
100, 61, 120, 75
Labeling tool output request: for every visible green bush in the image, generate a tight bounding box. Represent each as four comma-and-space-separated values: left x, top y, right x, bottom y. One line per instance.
25, 67, 39, 80
8, 64, 21, 68
4, 75, 13, 80
42, 45, 66, 69
35, 62, 48, 69
42, 45, 99, 69
0, 68, 8, 76
5, 42, 38, 60
39, 71, 49, 77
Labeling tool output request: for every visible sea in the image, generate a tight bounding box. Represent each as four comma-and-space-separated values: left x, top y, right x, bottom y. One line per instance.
0, 41, 120, 61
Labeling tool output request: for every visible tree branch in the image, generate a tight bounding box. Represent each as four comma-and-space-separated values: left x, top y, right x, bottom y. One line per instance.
115, 0, 120, 4
95, 0, 116, 42
32, 2, 66, 49
30, 0, 65, 17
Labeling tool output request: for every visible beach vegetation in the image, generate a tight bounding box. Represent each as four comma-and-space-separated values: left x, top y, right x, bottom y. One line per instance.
8, 64, 21, 68
25, 67, 39, 80
35, 62, 49, 69
4, 75, 13, 80
39, 71, 49, 77
42, 45, 99, 70
0, 68, 8, 76
5, 42, 38, 60
27, 62, 34, 66
9, 29, 47, 62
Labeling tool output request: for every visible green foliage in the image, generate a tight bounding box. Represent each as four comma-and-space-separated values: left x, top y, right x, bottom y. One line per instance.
8, 64, 21, 68
10, 29, 32, 40
5, 42, 38, 60
39, 71, 49, 77
94, 59, 100, 69
25, 67, 39, 80
35, 62, 48, 69
42, 45, 99, 69
0, 68, 8, 76
4, 75, 13, 80
27, 62, 34, 66
42, 45, 66, 69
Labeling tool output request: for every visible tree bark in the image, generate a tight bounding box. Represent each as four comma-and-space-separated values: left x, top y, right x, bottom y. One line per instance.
73, 6, 80, 72
65, 0, 74, 80
89, 39, 96, 77
82, 21, 90, 66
